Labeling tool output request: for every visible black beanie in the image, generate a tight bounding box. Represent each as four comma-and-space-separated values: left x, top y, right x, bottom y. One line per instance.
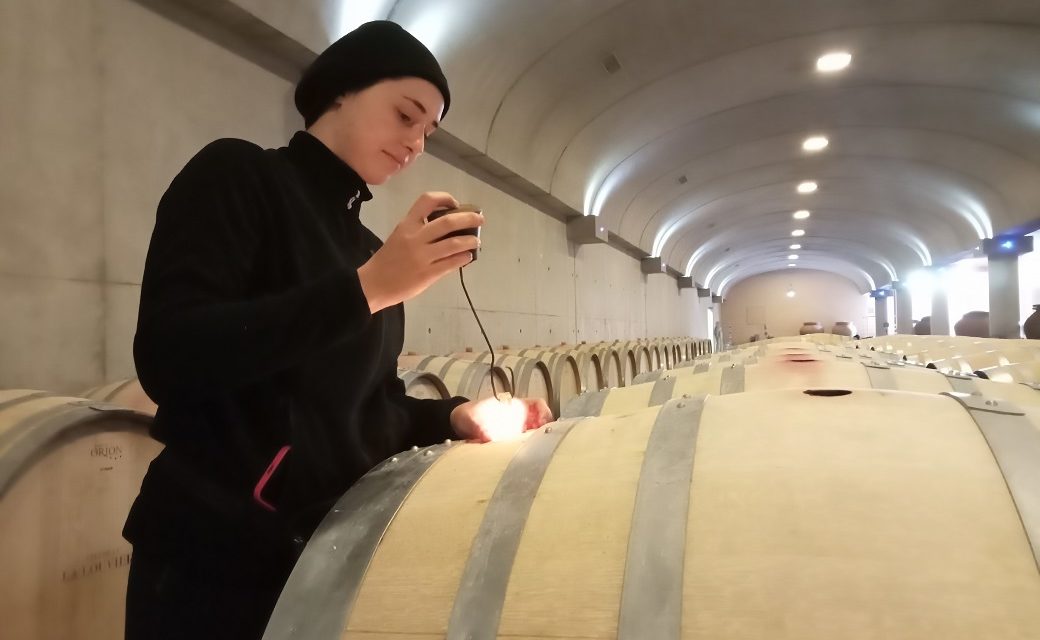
295, 21, 451, 127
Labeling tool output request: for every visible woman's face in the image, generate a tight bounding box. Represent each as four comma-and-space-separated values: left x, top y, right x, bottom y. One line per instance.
323, 77, 444, 185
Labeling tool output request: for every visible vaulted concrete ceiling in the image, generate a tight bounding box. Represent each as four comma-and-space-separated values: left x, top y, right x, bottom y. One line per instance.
369, 0, 1040, 295
213, 0, 1040, 296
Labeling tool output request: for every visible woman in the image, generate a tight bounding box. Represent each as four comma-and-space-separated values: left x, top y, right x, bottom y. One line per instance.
123, 20, 553, 640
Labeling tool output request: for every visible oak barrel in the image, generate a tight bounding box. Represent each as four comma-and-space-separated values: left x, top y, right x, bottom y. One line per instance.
0, 390, 159, 640
562, 344, 623, 388
396, 356, 511, 400
263, 389, 1040, 639
396, 369, 452, 400
549, 346, 609, 391
505, 349, 584, 413
452, 352, 553, 411
81, 378, 158, 416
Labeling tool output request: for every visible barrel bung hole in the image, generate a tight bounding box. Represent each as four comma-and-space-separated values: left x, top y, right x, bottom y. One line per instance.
804, 389, 852, 397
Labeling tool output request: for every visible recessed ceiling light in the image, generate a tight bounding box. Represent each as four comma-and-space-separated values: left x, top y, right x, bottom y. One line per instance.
793, 210, 811, 220
788, 263, 797, 267
789, 244, 802, 250
602, 53, 622, 74
817, 52, 852, 73
786, 289, 797, 298
788, 254, 800, 260
797, 181, 818, 194
803, 136, 829, 152
791, 229, 806, 237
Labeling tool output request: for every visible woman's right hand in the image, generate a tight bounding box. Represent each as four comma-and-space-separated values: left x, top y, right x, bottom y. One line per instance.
357, 192, 484, 314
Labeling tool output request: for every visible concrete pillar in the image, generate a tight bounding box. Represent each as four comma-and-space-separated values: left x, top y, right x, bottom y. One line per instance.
983, 236, 1034, 338
871, 290, 890, 337
930, 271, 950, 336
988, 257, 1020, 338
893, 281, 913, 334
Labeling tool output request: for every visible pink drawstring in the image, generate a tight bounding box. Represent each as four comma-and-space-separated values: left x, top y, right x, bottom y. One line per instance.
253, 445, 291, 512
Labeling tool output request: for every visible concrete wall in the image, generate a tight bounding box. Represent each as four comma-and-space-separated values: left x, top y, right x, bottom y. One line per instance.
1, 0, 295, 393
720, 269, 871, 345
0, 0, 707, 393
645, 273, 710, 339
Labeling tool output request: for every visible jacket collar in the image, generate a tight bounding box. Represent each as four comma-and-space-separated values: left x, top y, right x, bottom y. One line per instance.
285, 130, 373, 216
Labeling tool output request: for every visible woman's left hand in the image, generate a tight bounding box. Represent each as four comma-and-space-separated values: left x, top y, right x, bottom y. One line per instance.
450, 397, 554, 442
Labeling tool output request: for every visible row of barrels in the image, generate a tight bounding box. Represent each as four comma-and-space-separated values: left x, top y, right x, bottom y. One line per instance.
733, 332, 1040, 385
79, 368, 488, 418
853, 334, 1040, 384
263, 336, 1040, 639
796, 320, 857, 336
398, 337, 712, 416
561, 337, 1040, 417
80, 337, 713, 420
0, 335, 710, 640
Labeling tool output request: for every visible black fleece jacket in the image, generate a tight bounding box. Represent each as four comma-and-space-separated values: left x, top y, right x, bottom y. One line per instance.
123, 131, 466, 557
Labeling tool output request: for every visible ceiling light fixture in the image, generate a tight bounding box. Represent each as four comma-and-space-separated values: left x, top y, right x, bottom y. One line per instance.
791, 229, 806, 237
789, 244, 802, 250
803, 136, 829, 152
797, 181, 818, 194
788, 254, 800, 260
817, 52, 852, 73
793, 210, 811, 220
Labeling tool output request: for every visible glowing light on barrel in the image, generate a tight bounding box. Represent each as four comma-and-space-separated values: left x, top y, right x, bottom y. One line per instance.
475, 397, 528, 442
